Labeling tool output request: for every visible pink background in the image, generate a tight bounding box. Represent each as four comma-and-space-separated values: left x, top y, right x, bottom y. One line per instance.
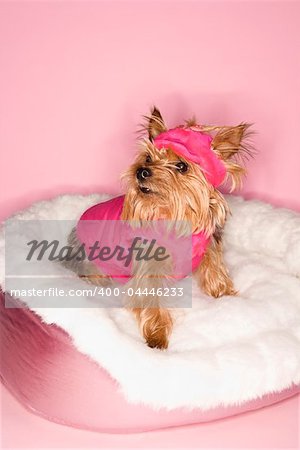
1, 1, 300, 223
0, 1, 299, 448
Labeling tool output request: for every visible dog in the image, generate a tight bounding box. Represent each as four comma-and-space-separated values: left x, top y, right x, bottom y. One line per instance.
65, 107, 253, 349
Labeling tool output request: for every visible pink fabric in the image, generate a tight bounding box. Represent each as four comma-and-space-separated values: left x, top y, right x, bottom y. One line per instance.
154, 127, 226, 187
76, 196, 210, 283
1, 293, 299, 434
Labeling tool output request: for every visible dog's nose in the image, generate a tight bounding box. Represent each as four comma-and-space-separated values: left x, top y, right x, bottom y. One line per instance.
136, 167, 152, 181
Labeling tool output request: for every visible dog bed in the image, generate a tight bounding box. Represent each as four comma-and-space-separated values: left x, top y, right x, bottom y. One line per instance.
0, 194, 300, 433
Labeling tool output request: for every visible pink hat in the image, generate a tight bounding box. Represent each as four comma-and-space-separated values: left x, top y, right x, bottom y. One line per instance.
154, 127, 226, 187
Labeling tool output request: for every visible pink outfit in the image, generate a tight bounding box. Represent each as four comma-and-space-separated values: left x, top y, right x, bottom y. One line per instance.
76, 196, 210, 283
154, 127, 226, 187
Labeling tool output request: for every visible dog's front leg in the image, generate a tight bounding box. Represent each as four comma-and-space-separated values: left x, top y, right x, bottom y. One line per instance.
126, 255, 173, 350
132, 305, 173, 349
195, 237, 237, 298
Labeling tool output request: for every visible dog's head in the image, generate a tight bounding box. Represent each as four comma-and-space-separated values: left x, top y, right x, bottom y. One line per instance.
122, 107, 254, 235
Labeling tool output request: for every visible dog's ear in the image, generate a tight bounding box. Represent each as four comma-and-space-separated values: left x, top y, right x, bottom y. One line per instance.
211, 124, 252, 160
147, 106, 167, 141
209, 123, 254, 191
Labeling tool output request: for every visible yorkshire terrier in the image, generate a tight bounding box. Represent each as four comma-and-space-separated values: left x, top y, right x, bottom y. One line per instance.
65, 107, 253, 349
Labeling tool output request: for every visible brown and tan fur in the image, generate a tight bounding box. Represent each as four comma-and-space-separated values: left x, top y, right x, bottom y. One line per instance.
65, 107, 253, 350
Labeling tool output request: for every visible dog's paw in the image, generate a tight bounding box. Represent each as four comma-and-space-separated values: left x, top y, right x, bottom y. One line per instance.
201, 274, 238, 298
133, 307, 172, 350
146, 332, 169, 350
209, 285, 238, 298
220, 286, 238, 297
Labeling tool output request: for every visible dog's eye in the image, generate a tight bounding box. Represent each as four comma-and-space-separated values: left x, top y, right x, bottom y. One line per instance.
145, 154, 152, 163
175, 161, 188, 173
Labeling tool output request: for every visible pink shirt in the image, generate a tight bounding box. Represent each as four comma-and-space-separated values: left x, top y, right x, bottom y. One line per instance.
77, 196, 210, 283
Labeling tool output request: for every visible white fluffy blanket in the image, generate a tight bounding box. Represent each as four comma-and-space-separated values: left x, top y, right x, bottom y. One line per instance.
1, 194, 300, 411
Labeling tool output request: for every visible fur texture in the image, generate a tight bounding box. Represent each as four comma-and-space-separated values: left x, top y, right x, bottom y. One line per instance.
1, 193, 300, 410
